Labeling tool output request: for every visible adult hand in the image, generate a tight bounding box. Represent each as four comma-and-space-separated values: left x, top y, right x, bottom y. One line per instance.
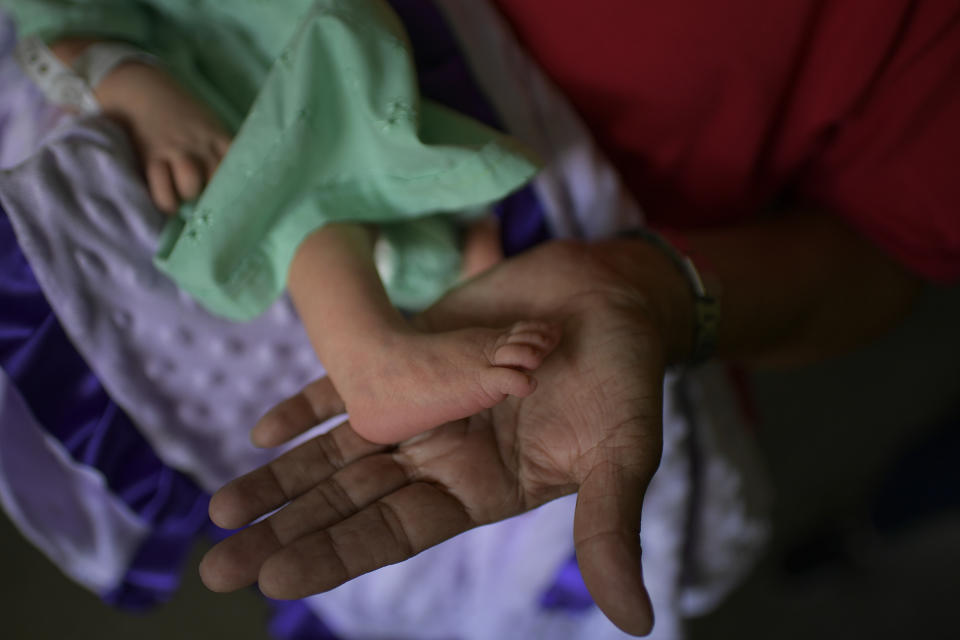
200, 240, 691, 636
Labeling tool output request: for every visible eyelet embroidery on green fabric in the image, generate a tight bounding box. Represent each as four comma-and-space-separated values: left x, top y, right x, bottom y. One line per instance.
2, 0, 540, 321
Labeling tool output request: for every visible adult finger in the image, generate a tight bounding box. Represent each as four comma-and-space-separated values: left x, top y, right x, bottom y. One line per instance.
209, 421, 385, 529
200, 451, 410, 593
264, 452, 410, 546
199, 517, 279, 592
258, 481, 475, 599
251, 377, 346, 448
573, 449, 659, 637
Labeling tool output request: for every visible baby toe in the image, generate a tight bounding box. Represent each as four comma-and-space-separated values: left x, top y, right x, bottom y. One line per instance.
482, 365, 536, 401
493, 341, 548, 371
504, 321, 561, 351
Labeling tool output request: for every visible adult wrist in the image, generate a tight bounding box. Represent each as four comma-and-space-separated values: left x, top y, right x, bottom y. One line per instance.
642, 228, 721, 365
594, 229, 721, 366
588, 235, 699, 366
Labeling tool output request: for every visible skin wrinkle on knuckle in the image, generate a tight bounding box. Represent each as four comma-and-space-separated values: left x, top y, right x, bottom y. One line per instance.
264, 459, 296, 504
269, 528, 350, 592
388, 451, 416, 486
448, 490, 480, 526
574, 529, 635, 550
314, 475, 359, 522
265, 509, 292, 548
273, 451, 324, 497
311, 429, 346, 470
372, 500, 416, 562
322, 528, 355, 584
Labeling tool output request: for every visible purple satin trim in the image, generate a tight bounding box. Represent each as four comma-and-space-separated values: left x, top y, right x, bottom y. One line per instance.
539, 553, 595, 611
0, 205, 210, 610
389, 0, 551, 257
494, 186, 552, 257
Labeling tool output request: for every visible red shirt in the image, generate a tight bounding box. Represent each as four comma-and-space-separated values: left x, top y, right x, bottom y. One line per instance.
494, 0, 960, 281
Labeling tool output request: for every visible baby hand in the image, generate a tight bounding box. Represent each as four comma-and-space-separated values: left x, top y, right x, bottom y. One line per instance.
94, 61, 232, 214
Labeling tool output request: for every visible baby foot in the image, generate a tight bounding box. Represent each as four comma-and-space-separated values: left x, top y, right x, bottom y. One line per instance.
93, 62, 232, 214
330, 321, 561, 444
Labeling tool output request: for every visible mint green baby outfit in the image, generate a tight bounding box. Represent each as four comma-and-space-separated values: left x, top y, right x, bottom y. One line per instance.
4, 0, 539, 319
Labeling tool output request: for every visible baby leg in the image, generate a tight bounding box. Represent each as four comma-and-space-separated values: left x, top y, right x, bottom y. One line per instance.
460, 216, 504, 279
288, 223, 560, 444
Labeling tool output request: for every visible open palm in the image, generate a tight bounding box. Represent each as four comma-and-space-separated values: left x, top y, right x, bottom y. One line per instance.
200, 242, 670, 636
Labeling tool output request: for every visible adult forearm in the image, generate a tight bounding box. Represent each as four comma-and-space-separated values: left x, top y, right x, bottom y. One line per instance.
592, 210, 922, 368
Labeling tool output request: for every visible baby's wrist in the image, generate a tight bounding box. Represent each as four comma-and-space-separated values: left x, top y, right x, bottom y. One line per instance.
22, 36, 159, 115
49, 37, 101, 66
92, 60, 158, 110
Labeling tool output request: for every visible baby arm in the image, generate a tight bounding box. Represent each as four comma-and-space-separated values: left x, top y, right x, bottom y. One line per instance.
49, 38, 231, 214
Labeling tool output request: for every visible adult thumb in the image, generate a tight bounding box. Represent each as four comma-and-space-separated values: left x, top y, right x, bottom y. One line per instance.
573, 452, 657, 636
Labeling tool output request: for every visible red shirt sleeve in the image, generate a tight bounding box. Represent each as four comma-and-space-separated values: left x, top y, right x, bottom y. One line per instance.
797, 1, 960, 282
494, 0, 960, 282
